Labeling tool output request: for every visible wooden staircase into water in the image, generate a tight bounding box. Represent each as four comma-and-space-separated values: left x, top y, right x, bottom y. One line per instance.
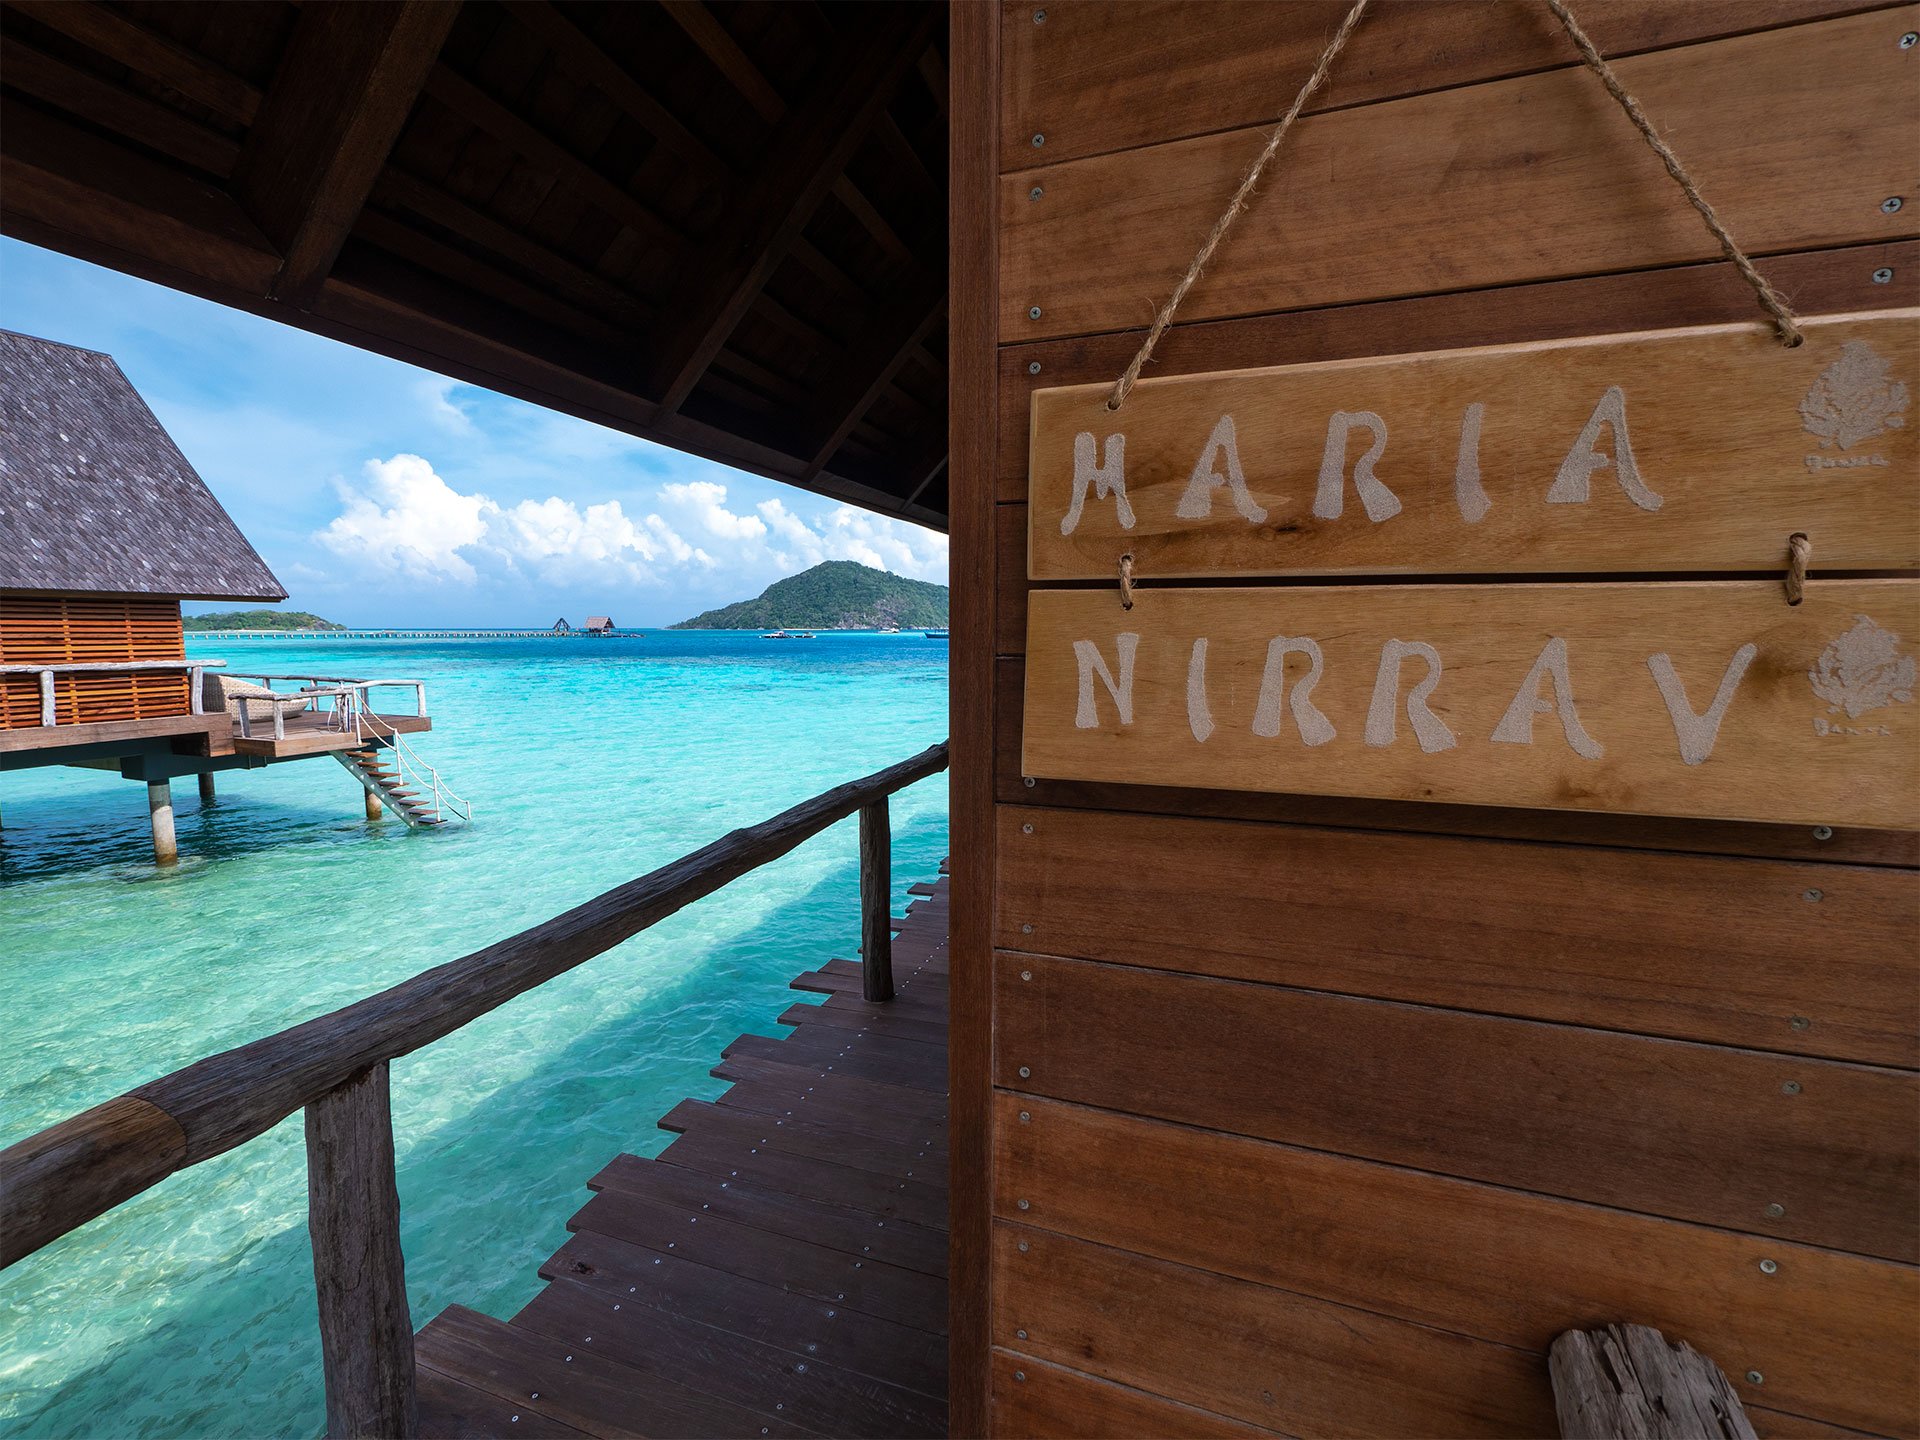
337, 743, 468, 828
412, 870, 951, 1438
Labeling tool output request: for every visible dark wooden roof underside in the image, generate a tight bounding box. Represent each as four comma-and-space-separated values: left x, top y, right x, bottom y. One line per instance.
0, 0, 951, 528
0, 328, 286, 599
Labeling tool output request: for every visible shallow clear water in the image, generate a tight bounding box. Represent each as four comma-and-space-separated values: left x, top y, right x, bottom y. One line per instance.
0, 629, 948, 1438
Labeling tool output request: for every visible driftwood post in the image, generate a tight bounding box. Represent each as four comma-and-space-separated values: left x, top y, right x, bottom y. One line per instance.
859, 797, 893, 1001
1551, 1324, 1757, 1440
306, 1063, 416, 1440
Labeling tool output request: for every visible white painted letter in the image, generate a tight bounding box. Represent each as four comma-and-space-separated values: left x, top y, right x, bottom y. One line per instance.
1313, 410, 1401, 523
1491, 637, 1603, 759
1186, 638, 1215, 743
1365, 640, 1457, 753
1061, 432, 1135, 536
1175, 414, 1267, 524
1647, 644, 1757, 765
1454, 402, 1492, 524
1074, 633, 1140, 729
1251, 636, 1336, 747
1546, 386, 1662, 512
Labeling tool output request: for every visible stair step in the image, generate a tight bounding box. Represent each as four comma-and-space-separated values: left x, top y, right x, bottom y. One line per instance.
385, 787, 419, 798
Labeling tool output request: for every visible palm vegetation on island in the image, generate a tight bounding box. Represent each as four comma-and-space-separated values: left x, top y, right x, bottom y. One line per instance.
671, 560, 947, 631
183, 609, 343, 632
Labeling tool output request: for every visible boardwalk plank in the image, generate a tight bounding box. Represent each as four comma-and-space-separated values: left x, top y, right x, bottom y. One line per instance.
587, 1152, 949, 1275
660, 1098, 942, 1181
721, 1031, 948, 1093
517, 1277, 946, 1438
714, 1077, 951, 1155
416, 1367, 593, 1439
709, 1052, 950, 1123
568, 1186, 948, 1332
655, 1126, 949, 1229
778, 1001, 950, 1047
539, 1227, 949, 1399
417, 1306, 812, 1438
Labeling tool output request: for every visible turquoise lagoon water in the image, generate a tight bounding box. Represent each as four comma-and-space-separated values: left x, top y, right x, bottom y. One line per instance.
0, 629, 948, 1438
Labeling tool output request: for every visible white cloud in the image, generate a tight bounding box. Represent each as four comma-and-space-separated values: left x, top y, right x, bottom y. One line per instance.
662, 479, 768, 541
315, 457, 946, 596
317, 454, 489, 582
419, 378, 476, 436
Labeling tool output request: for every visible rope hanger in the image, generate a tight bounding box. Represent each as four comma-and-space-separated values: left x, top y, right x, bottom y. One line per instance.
1104, 0, 1804, 416
1102, 0, 1813, 611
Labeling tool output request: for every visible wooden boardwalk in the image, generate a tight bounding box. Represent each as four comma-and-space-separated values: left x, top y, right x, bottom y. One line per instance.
414, 872, 950, 1439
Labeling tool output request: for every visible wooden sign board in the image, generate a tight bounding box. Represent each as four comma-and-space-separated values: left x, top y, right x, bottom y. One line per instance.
1027, 311, 1919, 579
1021, 581, 1919, 829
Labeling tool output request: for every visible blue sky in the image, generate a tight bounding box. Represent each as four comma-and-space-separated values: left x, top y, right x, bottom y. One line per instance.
0, 238, 946, 627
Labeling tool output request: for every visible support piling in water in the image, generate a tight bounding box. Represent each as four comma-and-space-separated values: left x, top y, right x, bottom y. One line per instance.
364, 787, 383, 822
148, 780, 177, 864
198, 773, 216, 806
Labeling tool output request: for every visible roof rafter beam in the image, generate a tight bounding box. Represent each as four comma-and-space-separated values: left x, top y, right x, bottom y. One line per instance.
6, 0, 262, 124
648, 5, 938, 415
804, 280, 945, 480
501, 0, 726, 175
422, 64, 685, 257
233, 0, 460, 306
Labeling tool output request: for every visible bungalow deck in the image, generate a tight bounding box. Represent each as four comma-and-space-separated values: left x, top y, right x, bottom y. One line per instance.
413, 871, 952, 1439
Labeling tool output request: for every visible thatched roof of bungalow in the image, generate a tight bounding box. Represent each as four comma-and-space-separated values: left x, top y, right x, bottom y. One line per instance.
0, 330, 286, 601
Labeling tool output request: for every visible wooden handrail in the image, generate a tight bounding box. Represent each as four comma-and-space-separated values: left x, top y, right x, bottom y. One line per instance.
0, 740, 947, 1269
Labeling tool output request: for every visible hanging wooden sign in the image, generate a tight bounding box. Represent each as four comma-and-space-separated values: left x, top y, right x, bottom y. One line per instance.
1027, 312, 1919, 579
1021, 580, 1919, 829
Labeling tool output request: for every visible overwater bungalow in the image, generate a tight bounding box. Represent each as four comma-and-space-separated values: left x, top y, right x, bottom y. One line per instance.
0, 330, 468, 857
581, 615, 617, 636
0, 3, 1914, 1439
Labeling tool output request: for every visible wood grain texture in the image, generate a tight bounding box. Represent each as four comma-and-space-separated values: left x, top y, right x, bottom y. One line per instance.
993, 1094, 1920, 1436
995, 1223, 1558, 1437
1000, 9, 1919, 340
1027, 311, 1920, 578
306, 1063, 415, 1440
998, 241, 1919, 505
999, 0, 1885, 171
1022, 581, 1920, 829
995, 806, 1919, 1065
994, 656, 1920, 868
994, 954, 1920, 1261
991, 1349, 1279, 1438
949, 1, 1001, 1432
1551, 1324, 1757, 1440
0, 1096, 186, 1269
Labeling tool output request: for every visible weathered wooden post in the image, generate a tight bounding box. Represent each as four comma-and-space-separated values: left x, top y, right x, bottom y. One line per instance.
147, 780, 177, 864
364, 787, 383, 822
859, 797, 893, 1001
306, 1063, 416, 1440
198, 773, 216, 806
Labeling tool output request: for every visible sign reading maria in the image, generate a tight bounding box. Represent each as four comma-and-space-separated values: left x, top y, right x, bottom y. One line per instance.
1022, 314, 1919, 829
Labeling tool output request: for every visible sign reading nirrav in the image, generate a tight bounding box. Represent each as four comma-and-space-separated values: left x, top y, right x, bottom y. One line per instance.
1021, 582, 1919, 829
1026, 312, 1919, 579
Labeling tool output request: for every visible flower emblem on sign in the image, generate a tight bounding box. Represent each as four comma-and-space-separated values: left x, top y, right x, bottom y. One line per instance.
1809, 615, 1916, 719
1799, 341, 1909, 451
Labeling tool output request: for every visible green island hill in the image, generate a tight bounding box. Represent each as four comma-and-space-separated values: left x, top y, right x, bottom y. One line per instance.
671, 560, 948, 631
183, 609, 345, 632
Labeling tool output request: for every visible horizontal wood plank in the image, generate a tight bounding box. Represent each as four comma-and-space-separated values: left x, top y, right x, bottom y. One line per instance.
998, 241, 1920, 505
1022, 581, 1920, 829
1026, 312, 1920, 577
993, 953, 1920, 1260
994, 656, 1920, 868
994, 1222, 1558, 1436
990, 1349, 1280, 1438
995, 805, 1919, 1065
993, 1094, 1920, 1435
999, 0, 1885, 171
1000, 10, 1919, 340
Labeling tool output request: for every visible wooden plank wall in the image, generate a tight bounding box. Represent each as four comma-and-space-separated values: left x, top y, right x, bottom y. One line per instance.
0, 594, 188, 727
950, 2, 1920, 1435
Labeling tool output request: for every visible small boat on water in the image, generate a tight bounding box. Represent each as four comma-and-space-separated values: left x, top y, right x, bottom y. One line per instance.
762, 630, 794, 639
923, 629, 949, 640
